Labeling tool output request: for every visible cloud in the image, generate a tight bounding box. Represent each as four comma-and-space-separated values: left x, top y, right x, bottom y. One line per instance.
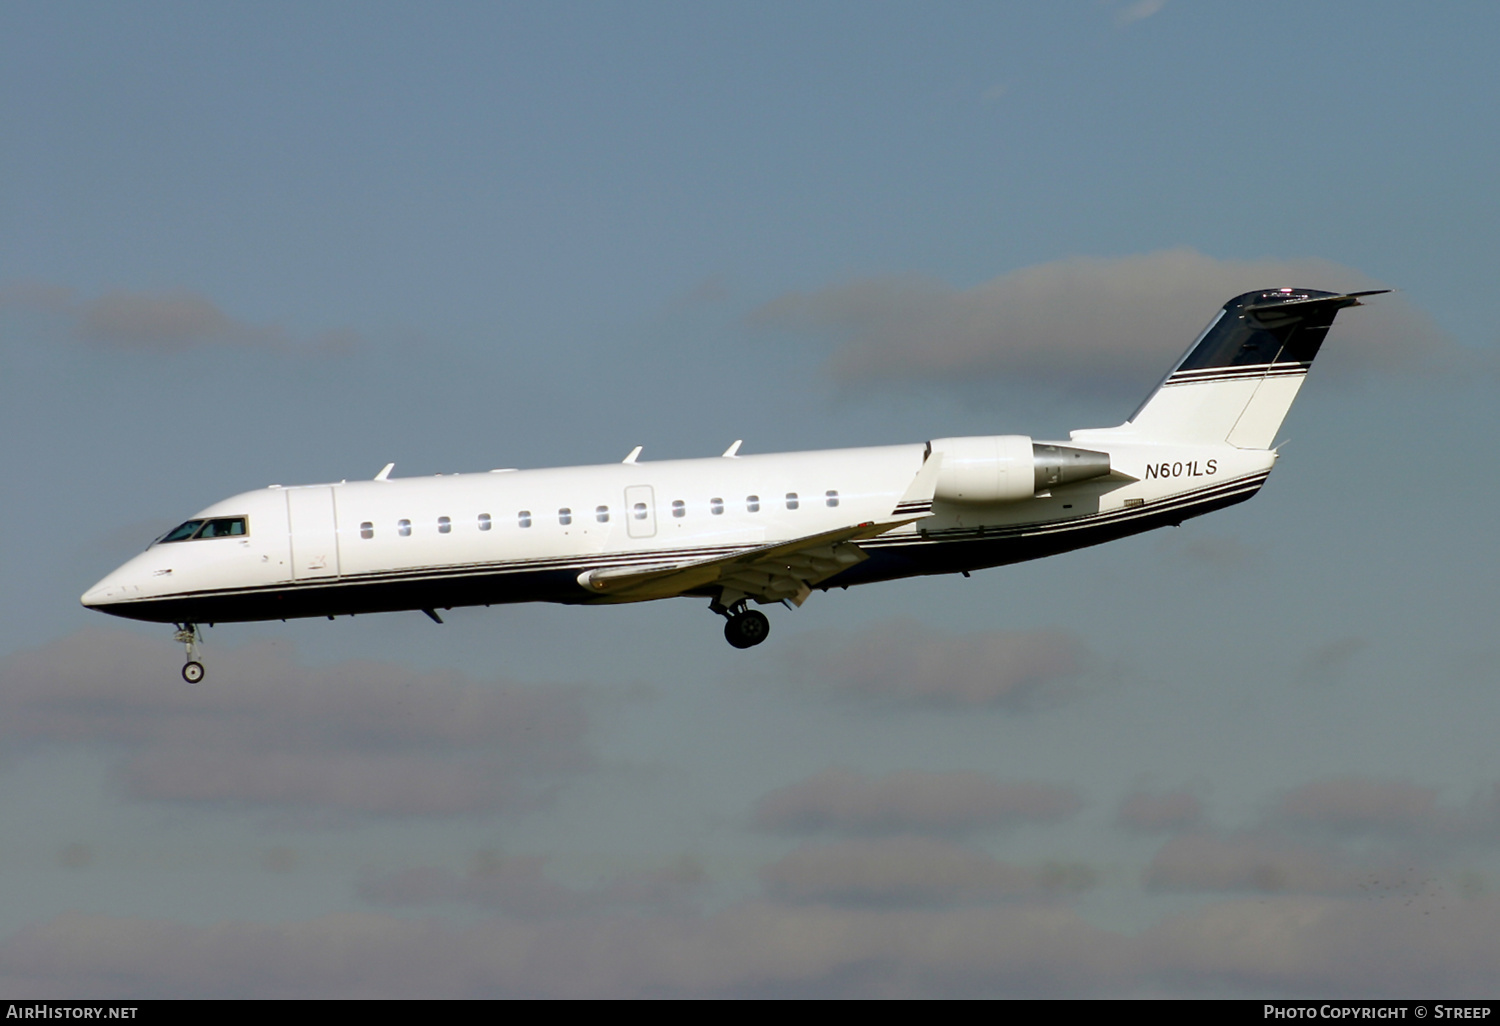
1143, 832, 1397, 896
784, 620, 1083, 708
0, 904, 1132, 998
761, 836, 1094, 907
0, 280, 359, 354
13, 890, 1500, 997
1155, 532, 1257, 571
0, 280, 75, 313
1271, 776, 1500, 841
753, 768, 1082, 836
1296, 637, 1370, 686
751, 249, 1448, 391
0, 630, 590, 817
1116, 0, 1168, 26
1141, 894, 1500, 997
665, 274, 731, 312
1277, 777, 1441, 836
1117, 790, 1204, 832
358, 852, 705, 918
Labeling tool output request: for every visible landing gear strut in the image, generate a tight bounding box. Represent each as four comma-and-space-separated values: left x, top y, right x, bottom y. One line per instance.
713, 599, 770, 650
174, 623, 205, 683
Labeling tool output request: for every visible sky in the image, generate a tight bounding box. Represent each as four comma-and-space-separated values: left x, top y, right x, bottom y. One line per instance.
2, 0, 1498, 998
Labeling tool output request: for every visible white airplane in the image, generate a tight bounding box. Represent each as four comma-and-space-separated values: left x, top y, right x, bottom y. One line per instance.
83, 287, 1383, 682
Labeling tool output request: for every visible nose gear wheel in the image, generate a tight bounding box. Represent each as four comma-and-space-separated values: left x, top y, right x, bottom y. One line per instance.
173, 624, 205, 684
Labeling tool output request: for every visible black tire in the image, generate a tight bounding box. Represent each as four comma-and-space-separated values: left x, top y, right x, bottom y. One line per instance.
724, 610, 770, 649
182, 661, 205, 684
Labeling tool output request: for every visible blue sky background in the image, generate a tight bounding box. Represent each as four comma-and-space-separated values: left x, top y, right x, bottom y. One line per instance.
2, 0, 1498, 996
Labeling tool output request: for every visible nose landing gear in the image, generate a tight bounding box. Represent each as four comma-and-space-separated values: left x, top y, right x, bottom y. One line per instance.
174, 624, 205, 683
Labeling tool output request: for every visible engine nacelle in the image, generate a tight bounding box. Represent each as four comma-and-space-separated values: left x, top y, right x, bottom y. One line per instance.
930, 436, 1111, 504
930, 435, 1036, 504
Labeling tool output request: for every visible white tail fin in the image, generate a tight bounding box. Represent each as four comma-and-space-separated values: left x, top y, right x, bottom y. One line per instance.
1078, 288, 1385, 449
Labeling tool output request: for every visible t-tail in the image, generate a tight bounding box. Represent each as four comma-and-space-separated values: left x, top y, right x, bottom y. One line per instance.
1086, 288, 1387, 449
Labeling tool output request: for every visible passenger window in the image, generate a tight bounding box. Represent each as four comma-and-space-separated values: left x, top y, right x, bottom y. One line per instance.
596, 506, 610, 523
672, 500, 685, 518
786, 492, 799, 510
438, 516, 452, 534
632, 502, 648, 520
746, 495, 760, 513
518, 511, 532, 528
825, 490, 839, 508
360, 522, 374, 540
710, 498, 724, 515
478, 514, 492, 531
398, 519, 412, 537
559, 508, 572, 526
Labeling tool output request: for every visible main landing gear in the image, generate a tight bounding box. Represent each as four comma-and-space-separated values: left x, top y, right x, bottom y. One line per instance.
724, 610, 769, 649
174, 623, 205, 683
713, 599, 770, 649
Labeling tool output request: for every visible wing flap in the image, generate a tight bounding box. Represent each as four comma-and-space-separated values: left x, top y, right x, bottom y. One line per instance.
577, 519, 916, 605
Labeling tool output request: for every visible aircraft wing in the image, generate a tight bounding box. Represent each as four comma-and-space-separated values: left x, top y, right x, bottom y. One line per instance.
577, 518, 919, 607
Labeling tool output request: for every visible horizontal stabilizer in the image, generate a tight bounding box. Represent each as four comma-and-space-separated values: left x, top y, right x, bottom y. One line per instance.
1243, 289, 1389, 317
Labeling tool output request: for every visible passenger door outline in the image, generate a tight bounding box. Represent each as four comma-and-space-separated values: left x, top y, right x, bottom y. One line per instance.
625, 484, 657, 539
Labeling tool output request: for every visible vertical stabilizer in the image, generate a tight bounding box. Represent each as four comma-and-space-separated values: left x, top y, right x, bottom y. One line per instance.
1101, 288, 1384, 448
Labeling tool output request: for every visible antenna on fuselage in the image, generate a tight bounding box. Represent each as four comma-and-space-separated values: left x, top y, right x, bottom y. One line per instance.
722, 440, 742, 458
622, 446, 643, 464
374, 463, 395, 481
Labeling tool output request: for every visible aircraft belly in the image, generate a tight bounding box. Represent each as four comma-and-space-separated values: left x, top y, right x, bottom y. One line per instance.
88, 565, 592, 624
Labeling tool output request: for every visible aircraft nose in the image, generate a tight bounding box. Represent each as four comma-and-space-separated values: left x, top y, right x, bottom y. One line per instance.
81, 577, 119, 609
81, 561, 143, 610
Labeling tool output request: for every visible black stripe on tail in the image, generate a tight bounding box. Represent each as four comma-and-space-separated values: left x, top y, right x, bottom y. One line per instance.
1130, 287, 1386, 418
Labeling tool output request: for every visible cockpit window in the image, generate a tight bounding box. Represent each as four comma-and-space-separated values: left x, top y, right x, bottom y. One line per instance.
158, 517, 248, 543
198, 517, 248, 538
159, 520, 205, 543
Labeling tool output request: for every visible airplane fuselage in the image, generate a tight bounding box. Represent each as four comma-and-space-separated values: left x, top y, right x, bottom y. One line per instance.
81, 438, 1274, 625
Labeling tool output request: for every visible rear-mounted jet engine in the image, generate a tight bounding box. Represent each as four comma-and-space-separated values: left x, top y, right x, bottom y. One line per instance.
929, 436, 1111, 504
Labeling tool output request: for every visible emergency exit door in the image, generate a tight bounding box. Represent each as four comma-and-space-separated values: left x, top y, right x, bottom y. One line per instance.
624, 485, 657, 539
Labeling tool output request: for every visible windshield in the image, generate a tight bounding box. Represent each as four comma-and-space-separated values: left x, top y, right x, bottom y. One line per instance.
156, 517, 248, 544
